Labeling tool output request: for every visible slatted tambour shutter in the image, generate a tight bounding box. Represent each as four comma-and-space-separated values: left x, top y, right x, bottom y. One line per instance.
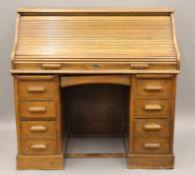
16, 15, 176, 60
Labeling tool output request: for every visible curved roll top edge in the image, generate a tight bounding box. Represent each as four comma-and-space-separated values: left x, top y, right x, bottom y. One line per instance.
16, 8, 174, 16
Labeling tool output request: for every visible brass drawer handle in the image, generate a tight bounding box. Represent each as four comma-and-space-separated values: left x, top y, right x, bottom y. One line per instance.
144, 104, 162, 111
144, 143, 160, 149
28, 107, 46, 113
27, 86, 46, 93
29, 126, 47, 132
130, 63, 149, 69
144, 86, 162, 91
143, 124, 161, 131
42, 63, 62, 69
30, 144, 47, 150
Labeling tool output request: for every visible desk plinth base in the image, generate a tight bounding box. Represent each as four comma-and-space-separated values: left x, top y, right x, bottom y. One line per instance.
16, 154, 64, 170
128, 154, 174, 169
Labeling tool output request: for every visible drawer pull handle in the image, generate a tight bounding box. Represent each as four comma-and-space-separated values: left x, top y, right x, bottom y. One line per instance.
144, 104, 162, 111
29, 107, 46, 113
144, 86, 162, 91
130, 63, 149, 69
30, 144, 47, 150
144, 124, 161, 131
29, 126, 47, 132
28, 86, 46, 93
144, 143, 160, 149
42, 63, 62, 69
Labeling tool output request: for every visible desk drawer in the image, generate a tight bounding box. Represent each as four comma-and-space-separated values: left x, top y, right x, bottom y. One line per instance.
135, 99, 171, 117
134, 138, 170, 154
19, 101, 56, 119
21, 139, 57, 155
134, 119, 171, 137
18, 76, 57, 100
135, 78, 172, 97
20, 121, 56, 139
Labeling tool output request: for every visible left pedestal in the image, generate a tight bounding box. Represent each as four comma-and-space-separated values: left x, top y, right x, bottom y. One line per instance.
14, 75, 64, 170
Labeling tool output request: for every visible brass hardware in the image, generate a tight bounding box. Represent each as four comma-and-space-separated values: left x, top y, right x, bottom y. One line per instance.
144, 104, 162, 111
42, 63, 62, 69
90, 64, 101, 69
29, 126, 47, 132
28, 107, 46, 113
130, 63, 149, 69
27, 86, 46, 93
30, 144, 47, 150
143, 124, 161, 131
144, 143, 160, 149
144, 86, 162, 91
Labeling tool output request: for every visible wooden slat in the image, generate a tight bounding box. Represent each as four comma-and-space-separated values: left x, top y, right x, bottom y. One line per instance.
136, 74, 173, 79
10, 69, 180, 74
13, 57, 177, 62
17, 75, 54, 80
17, 8, 174, 17
17, 8, 174, 13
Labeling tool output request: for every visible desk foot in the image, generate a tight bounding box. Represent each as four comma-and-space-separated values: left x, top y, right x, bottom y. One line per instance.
16, 154, 64, 170
127, 154, 174, 169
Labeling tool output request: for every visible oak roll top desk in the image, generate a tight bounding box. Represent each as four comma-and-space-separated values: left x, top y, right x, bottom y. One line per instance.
11, 8, 180, 170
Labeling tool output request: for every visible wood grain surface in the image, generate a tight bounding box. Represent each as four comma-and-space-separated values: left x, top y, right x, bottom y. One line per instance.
11, 8, 180, 170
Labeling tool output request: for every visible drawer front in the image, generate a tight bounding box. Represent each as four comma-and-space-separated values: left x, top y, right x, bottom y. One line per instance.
134, 119, 171, 137
21, 140, 57, 155
18, 81, 57, 100
135, 78, 172, 97
135, 99, 171, 117
134, 138, 170, 154
19, 101, 56, 119
20, 121, 56, 139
